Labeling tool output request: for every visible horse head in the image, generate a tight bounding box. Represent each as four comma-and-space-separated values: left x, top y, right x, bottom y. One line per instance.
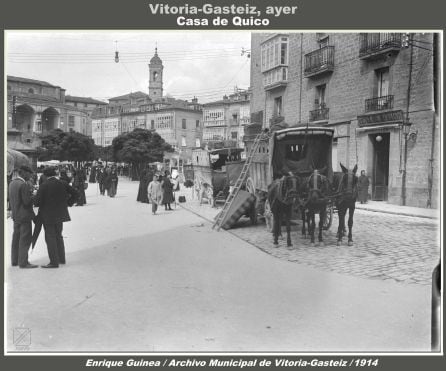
307, 169, 329, 202
338, 163, 358, 196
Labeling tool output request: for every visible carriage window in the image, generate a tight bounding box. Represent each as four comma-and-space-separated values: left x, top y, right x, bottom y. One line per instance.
286, 143, 306, 161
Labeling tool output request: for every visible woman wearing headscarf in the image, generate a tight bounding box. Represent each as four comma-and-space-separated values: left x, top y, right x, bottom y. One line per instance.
161, 174, 175, 210
108, 167, 119, 197
137, 168, 150, 203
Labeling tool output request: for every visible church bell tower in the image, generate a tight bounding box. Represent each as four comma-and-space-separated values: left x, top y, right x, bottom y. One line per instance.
148, 48, 163, 100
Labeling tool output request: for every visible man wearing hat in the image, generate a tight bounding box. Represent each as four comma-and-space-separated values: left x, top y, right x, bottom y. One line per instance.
33, 167, 79, 268
8, 165, 38, 268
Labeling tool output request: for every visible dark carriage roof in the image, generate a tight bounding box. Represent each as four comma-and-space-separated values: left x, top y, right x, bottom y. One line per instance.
273, 126, 334, 141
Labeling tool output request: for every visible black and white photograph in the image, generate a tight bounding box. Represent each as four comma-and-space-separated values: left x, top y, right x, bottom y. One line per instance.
4, 29, 442, 356
2, 3, 445, 370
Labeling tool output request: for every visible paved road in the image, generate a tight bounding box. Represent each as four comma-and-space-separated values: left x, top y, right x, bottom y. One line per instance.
5, 178, 436, 352
179, 188, 440, 286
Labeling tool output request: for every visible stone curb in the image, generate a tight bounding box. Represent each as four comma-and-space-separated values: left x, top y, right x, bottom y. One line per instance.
356, 206, 438, 220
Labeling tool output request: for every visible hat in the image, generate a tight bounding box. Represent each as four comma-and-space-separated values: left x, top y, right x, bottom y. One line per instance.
18, 165, 33, 173
43, 166, 57, 177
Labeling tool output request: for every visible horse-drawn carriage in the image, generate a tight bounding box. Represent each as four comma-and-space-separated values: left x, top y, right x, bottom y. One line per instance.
241, 122, 359, 246
191, 143, 245, 206
243, 124, 336, 239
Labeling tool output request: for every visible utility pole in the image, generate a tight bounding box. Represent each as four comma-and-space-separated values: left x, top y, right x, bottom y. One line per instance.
401, 33, 414, 206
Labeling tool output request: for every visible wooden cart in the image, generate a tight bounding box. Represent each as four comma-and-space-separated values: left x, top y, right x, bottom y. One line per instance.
191, 145, 245, 206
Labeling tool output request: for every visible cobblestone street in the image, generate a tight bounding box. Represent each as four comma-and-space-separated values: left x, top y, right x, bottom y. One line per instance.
177, 188, 440, 286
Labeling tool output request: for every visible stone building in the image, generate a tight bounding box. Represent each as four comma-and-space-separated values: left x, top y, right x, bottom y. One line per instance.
6, 75, 91, 167
250, 32, 440, 208
91, 49, 203, 168
65, 95, 108, 136
202, 89, 250, 149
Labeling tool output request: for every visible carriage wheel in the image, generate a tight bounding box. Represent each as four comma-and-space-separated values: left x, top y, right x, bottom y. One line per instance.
323, 202, 333, 230
264, 199, 274, 233
246, 177, 258, 225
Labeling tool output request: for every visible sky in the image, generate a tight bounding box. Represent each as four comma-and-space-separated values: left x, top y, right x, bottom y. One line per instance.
6, 31, 252, 104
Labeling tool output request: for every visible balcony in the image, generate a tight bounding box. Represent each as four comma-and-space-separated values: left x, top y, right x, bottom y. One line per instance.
203, 119, 226, 127
365, 95, 394, 112
304, 46, 335, 77
263, 66, 288, 91
309, 107, 329, 122
359, 33, 402, 59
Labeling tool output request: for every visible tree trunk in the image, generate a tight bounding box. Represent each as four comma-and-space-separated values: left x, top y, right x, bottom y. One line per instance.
131, 162, 139, 181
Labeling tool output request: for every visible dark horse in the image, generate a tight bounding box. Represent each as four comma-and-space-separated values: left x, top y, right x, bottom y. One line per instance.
332, 164, 358, 246
301, 169, 331, 245
267, 175, 300, 246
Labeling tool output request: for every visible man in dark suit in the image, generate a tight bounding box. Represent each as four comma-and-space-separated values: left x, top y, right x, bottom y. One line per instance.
8, 165, 38, 268
33, 167, 78, 268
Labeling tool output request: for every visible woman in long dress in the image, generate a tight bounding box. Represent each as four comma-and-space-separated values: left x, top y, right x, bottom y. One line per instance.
161, 174, 175, 210
108, 168, 119, 197
72, 168, 86, 206
358, 170, 370, 204
137, 169, 150, 203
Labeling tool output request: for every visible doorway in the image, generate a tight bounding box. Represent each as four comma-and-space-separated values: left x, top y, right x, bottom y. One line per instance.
370, 132, 390, 201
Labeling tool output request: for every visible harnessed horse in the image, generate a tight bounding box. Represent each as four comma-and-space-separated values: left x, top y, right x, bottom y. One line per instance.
302, 169, 330, 245
267, 175, 300, 246
332, 164, 358, 246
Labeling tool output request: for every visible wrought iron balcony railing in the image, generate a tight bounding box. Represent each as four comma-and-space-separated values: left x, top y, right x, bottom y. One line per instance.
365, 95, 394, 112
309, 107, 329, 122
359, 33, 402, 58
304, 46, 335, 77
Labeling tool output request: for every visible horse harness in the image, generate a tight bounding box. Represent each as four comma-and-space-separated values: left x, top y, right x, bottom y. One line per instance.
276, 176, 298, 205
306, 170, 327, 198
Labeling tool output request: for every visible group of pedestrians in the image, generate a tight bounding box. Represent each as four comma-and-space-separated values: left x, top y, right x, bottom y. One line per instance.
8, 166, 78, 269
93, 165, 119, 197
138, 168, 178, 215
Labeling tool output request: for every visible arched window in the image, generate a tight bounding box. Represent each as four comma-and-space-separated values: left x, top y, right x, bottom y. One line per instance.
28, 88, 34, 94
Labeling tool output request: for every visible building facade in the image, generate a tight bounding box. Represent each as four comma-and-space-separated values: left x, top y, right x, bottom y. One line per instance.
6, 76, 91, 161
65, 95, 108, 137
202, 89, 250, 149
91, 50, 203, 165
250, 32, 440, 208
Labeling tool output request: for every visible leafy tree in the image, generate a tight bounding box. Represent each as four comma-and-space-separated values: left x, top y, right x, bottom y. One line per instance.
37, 129, 96, 163
95, 145, 113, 163
111, 128, 173, 180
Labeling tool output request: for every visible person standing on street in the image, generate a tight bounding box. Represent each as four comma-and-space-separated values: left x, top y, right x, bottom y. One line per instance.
97, 166, 106, 195
161, 174, 175, 210
72, 168, 87, 206
108, 167, 119, 197
33, 167, 78, 268
137, 167, 150, 203
8, 166, 38, 268
358, 170, 370, 204
148, 175, 162, 215
59, 169, 72, 184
